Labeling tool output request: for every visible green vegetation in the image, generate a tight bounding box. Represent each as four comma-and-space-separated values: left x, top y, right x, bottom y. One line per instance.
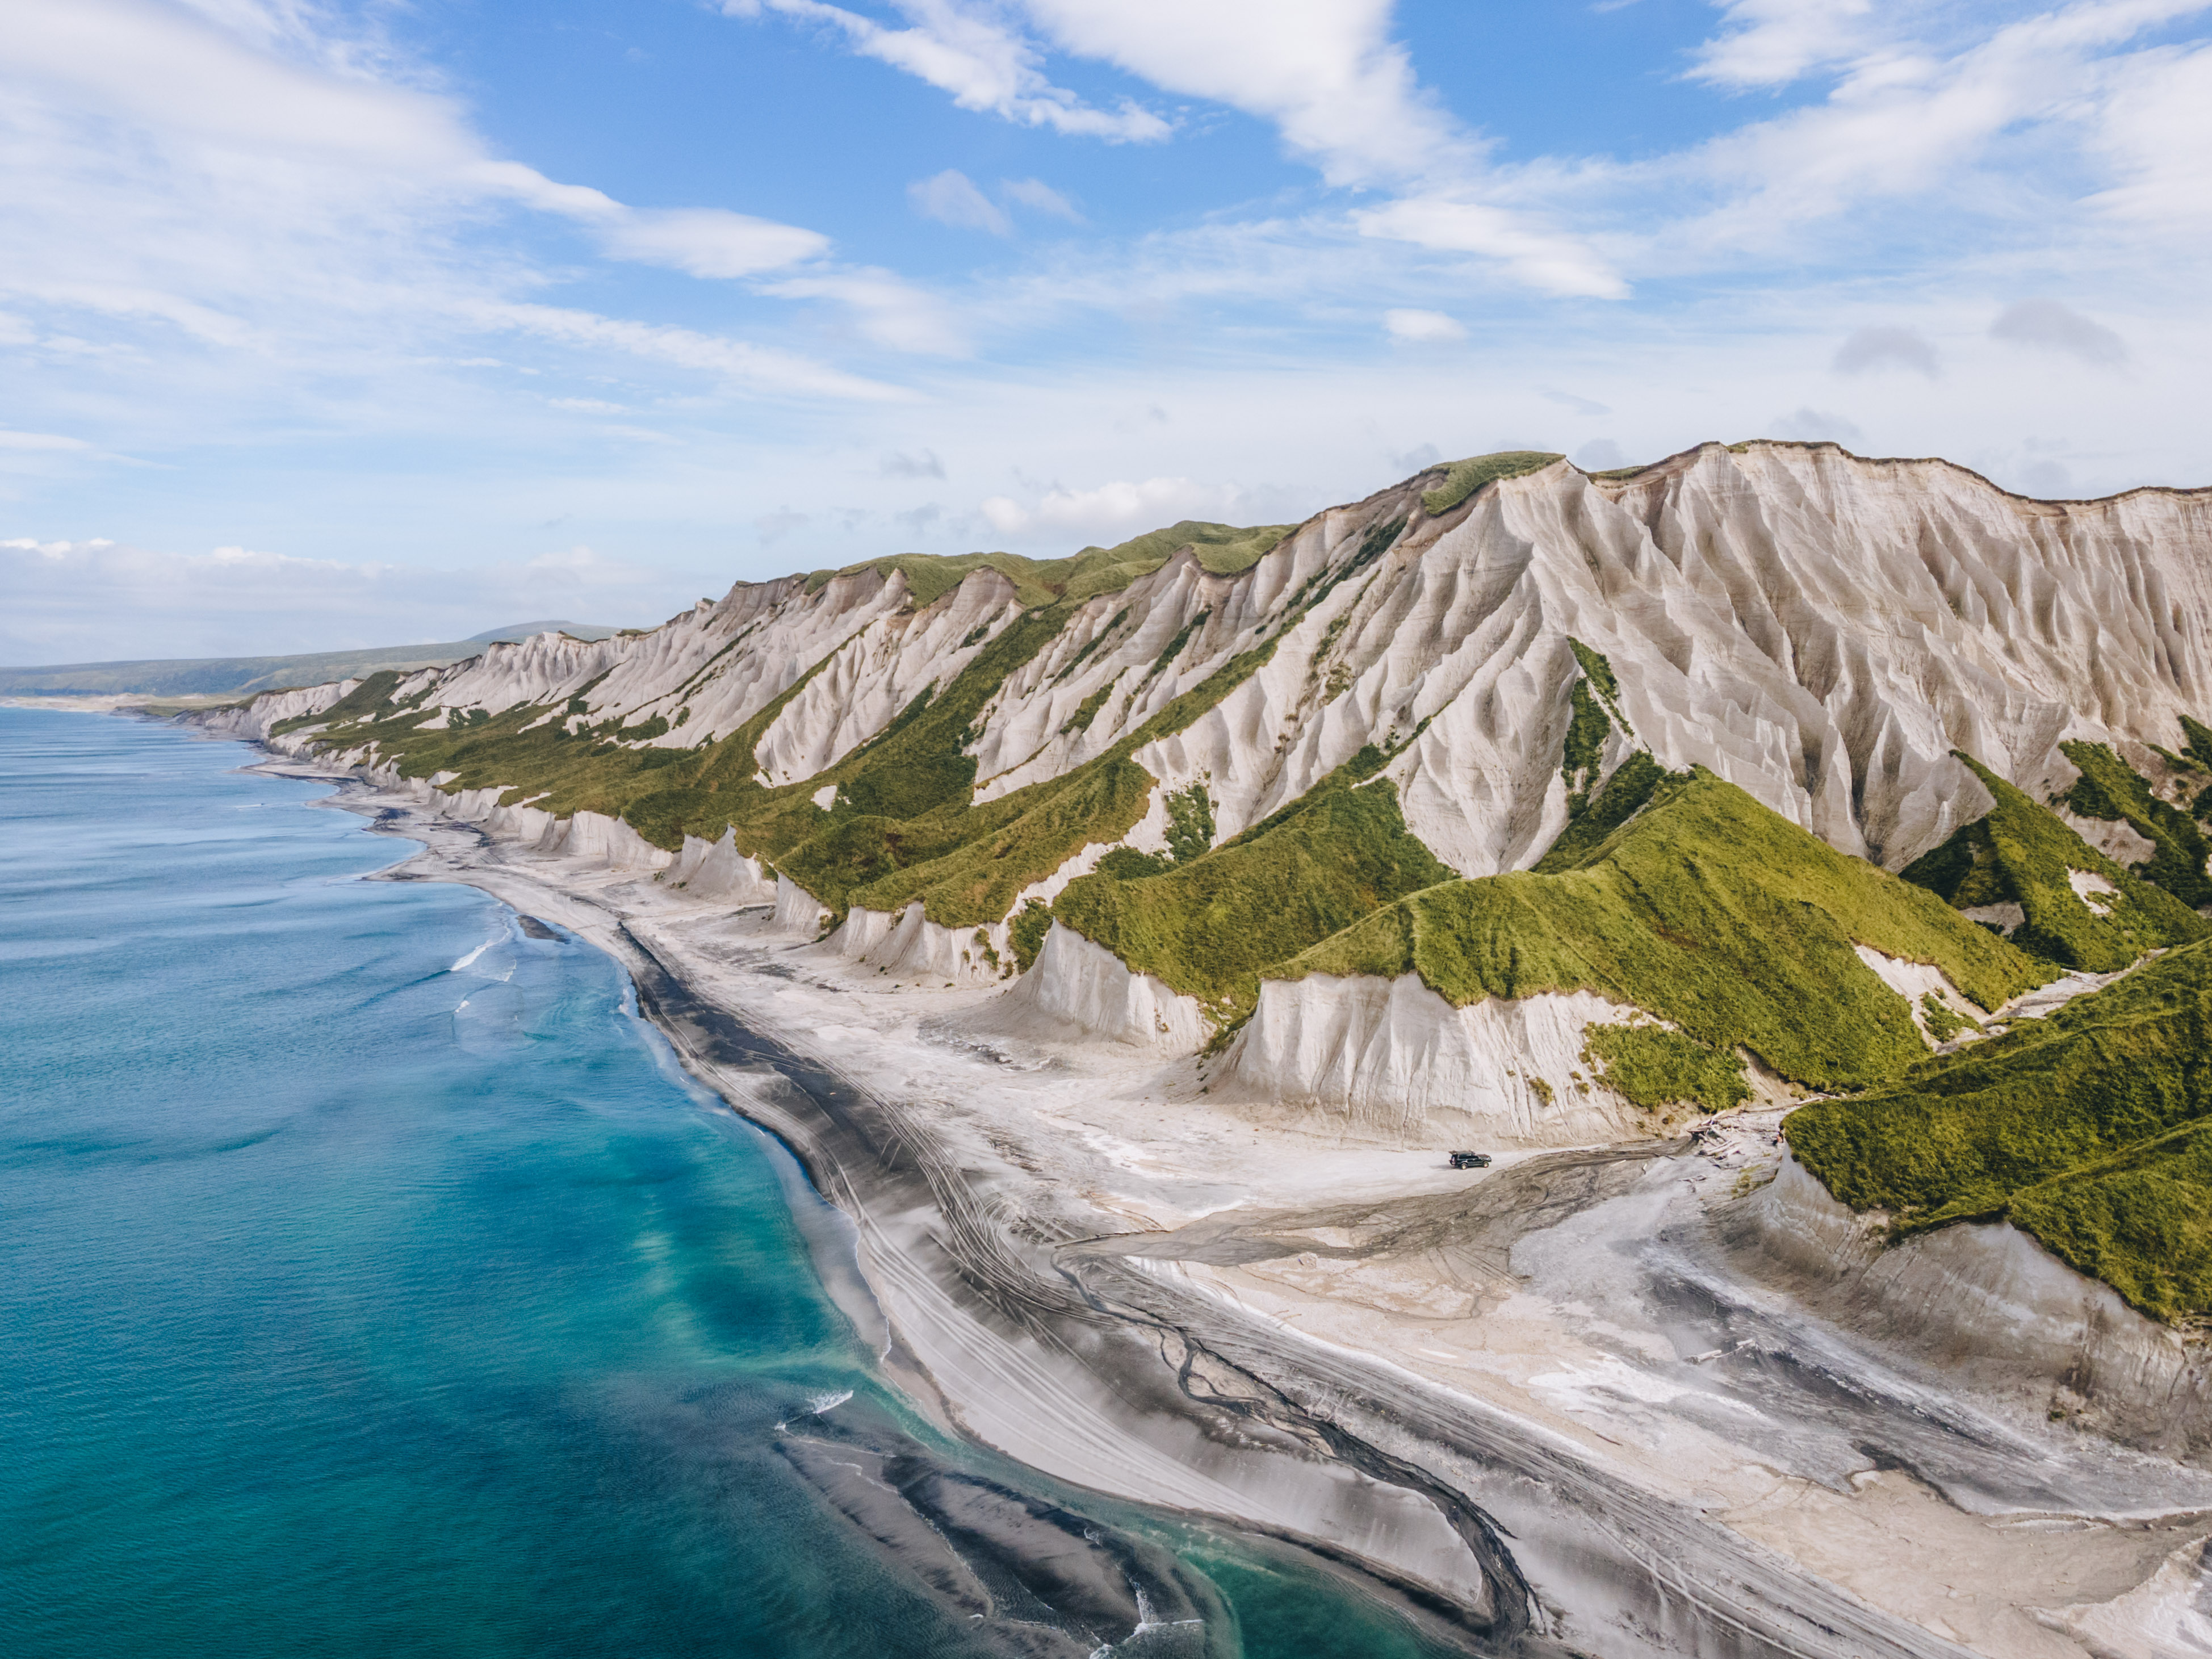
2058, 740, 2212, 908
1281, 772, 2053, 1093
1534, 752, 1673, 874
2180, 714, 2212, 773
1051, 772, 1455, 1024
1009, 900, 1053, 971
1901, 753, 2210, 969
1560, 679, 1611, 814
1581, 1024, 1751, 1115
1162, 781, 1216, 864
1419, 452, 1565, 517
1787, 940, 2212, 1321
1539, 639, 1662, 864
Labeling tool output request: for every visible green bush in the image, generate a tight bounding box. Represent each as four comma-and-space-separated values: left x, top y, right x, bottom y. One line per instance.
1581, 1024, 1750, 1114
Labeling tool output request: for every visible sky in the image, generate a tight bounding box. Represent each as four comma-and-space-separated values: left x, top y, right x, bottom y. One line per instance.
4, 0, 2210, 662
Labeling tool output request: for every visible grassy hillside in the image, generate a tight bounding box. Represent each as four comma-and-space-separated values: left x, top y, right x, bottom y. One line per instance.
1900, 752, 2210, 970
1051, 753, 1455, 1024
1786, 941, 2212, 1322
1277, 771, 2053, 1096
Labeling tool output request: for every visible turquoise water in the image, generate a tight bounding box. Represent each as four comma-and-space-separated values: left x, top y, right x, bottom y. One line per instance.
0, 709, 1455, 1659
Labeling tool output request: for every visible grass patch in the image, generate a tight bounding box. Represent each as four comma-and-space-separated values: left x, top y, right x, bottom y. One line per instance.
1582, 1024, 1750, 1114
1051, 770, 1455, 1024
1163, 780, 1216, 864
1786, 940, 2212, 1321
1901, 752, 2210, 969
1534, 751, 1674, 874
1280, 772, 2054, 1093
1420, 452, 1564, 517
2059, 740, 2212, 908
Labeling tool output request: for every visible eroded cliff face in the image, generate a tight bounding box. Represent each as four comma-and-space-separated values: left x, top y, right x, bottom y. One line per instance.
207, 442, 2212, 1117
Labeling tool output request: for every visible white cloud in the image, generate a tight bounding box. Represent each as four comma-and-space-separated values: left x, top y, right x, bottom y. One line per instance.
979, 475, 1249, 538
597, 207, 832, 278
1383, 308, 1465, 343
1354, 196, 1627, 299
1574, 438, 1626, 470
725, 0, 1169, 141
1833, 326, 1939, 377
1687, 0, 1874, 89
1002, 177, 1083, 221
548, 397, 630, 413
1017, 0, 1464, 187
1991, 298, 2127, 367
910, 169, 1012, 234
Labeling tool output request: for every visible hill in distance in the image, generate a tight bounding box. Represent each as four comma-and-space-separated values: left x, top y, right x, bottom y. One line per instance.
0, 621, 620, 699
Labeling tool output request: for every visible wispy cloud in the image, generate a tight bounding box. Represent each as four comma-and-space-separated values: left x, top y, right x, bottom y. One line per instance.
723, 0, 1170, 141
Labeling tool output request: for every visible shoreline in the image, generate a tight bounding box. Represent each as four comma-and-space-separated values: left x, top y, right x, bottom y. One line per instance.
202, 730, 2212, 1659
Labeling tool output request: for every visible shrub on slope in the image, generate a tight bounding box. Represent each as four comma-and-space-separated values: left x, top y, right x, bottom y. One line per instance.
1277, 772, 2054, 1094
1899, 753, 2209, 970
1050, 760, 1455, 1023
1786, 941, 2212, 1321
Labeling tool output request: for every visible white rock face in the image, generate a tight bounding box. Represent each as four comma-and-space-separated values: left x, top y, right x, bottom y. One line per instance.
969, 922, 1209, 1053
190, 679, 358, 740
665, 829, 777, 903
1849, 944, 1978, 1044
1220, 973, 1649, 1145
2059, 807, 2158, 868
2068, 867, 2119, 914
827, 903, 1013, 987
772, 874, 833, 939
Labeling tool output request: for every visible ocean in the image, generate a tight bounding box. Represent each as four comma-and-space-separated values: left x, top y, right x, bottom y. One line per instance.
0, 707, 1456, 1659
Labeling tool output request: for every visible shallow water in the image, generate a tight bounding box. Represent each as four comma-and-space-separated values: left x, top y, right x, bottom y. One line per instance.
0, 708, 1456, 1659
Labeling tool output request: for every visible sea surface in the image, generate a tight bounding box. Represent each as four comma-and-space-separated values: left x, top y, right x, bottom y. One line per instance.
0, 707, 1454, 1659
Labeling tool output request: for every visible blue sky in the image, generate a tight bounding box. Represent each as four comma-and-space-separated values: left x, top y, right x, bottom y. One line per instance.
5, 0, 2210, 660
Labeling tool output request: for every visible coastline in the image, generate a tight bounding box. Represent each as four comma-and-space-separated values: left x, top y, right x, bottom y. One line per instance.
213, 731, 2212, 1659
